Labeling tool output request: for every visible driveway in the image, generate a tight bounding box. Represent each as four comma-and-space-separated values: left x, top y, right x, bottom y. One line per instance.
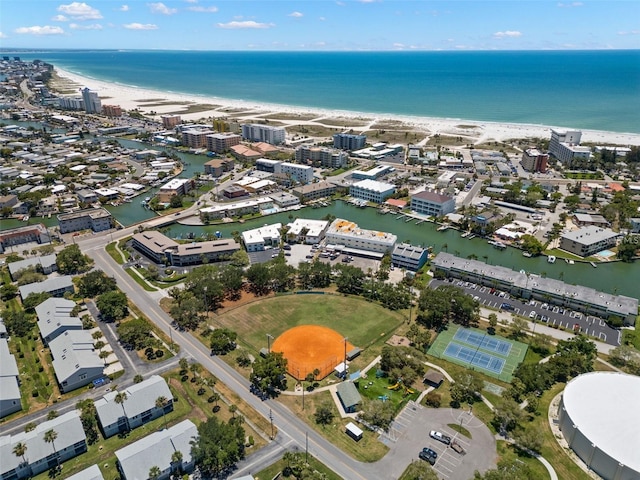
375, 402, 496, 479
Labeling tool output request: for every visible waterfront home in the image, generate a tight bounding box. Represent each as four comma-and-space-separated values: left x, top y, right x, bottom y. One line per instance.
410, 190, 455, 217
559, 226, 621, 257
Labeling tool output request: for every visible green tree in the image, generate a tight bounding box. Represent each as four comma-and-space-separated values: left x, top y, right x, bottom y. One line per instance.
246, 263, 272, 295
96, 290, 128, 321
190, 416, 245, 476
148, 465, 161, 480
492, 398, 526, 433
209, 328, 238, 355
12, 442, 27, 464
21, 292, 51, 312
520, 234, 544, 256
314, 404, 335, 425
0, 284, 18, 301
170, 293, 204, 331
357, 399, 395, 431
450, 372, 483, 407
77, 269, 117, 297
617, 239, 638, 262
114, 392, 130, 431
250, 352, 288, 394
2, 309, 35, 337
43, 429, 59, 468
117, 318, 151, 350
56, 244, 93, 274
156, 396, 169, 430
76, 399, 99, 445
509, 317, 529, 340
334, 264, 365, 295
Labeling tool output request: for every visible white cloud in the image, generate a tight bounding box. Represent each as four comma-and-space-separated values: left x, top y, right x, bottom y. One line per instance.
319, 16, 326, 21
70, 23, 103, 30
123, 22, 158, 30
184, 0, 198, 3
493, 30, 522, 38
217, 20, 274, 29
120, 5, 129, 12
188, 5, 218, 12
393, 42, 405, 48
618, 30, 640, 36
15, 25, 65, 35
557, 2, 583, 7
57, 2, 102, 20
52, 15, 69, 22
0, 32, 7, 39
288, 11, 303, 18
148, 2, 177, 15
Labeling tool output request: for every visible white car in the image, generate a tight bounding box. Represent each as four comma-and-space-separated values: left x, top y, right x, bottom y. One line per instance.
529, 311, 537, 319
429, 430, 451, 445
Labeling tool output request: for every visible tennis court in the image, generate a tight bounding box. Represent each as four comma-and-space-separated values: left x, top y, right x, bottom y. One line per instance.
454, 329, 512, 355
444, 342, 506, 374
428, 325, 528, 382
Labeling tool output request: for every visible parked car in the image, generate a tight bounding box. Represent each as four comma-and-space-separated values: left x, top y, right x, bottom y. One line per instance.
529, 310, 537, 319
429, 430, 451, 445
419, 449, 437, 465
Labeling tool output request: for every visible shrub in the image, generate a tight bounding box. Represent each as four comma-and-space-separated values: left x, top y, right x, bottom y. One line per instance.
197, 387, 206, 396
424, 391, 442, 408
32, 390, 39, 397
155, 349, 164, 358
181, 375, 189, 382
38, 365, 44, 372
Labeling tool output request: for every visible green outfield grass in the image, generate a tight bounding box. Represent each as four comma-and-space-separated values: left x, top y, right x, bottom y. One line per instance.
428, 325, 528, 382
210, 293, 405, 354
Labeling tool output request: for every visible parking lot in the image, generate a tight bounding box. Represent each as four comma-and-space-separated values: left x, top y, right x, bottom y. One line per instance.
430, 279, 621, 346
378, 402, 496, 479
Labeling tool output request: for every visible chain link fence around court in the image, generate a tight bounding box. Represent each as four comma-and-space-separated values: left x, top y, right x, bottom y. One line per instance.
286, 356, 340, 381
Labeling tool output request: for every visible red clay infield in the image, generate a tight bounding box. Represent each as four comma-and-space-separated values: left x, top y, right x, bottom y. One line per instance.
271, 325, 354, 380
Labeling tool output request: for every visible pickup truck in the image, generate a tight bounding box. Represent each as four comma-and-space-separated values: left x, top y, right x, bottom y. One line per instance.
429, 430, 451, 445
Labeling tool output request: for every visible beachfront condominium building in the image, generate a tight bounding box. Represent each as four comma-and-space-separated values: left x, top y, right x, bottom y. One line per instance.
161, 114, 181, 129
521, 148, 549, 173
81, 88, 101, 114
349, 179, 395, 204
431, 252, 638, 325
0, 224, 51, 254
295, 145, 348, 168
559, 226, 621, 257
58, 96, 84, 111
206, 132, 241, 153
181, 128, 214, 149
241, 124, 286, 145
57, 208, 113, 234
102, 104, 122, 117
549, 129, 590, 164
333, 133, 366, 151
325, 219, 397, 254
0, 412, 87, 480
410, 190, 456, 217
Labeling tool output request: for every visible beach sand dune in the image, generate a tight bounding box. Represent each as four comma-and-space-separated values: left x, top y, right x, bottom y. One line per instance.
53, 67, 640, 147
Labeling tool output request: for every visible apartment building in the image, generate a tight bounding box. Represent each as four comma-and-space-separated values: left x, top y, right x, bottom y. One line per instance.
49, 330, 103, 392
205, 132, 241, 153
521, 148, 549, 173
292, 181, 337, 202
181, 128, 214, 149
161, 114, 181, 129
0, 339, 21, 419
57, 208, 113, 234
391, 243, 429, 271
242, 223, 282, 252
549, 129, 590, 164
102, 105, 122, 117
0, 224, 51, 253
410, 190, 456, 217
295, 145, 348, 168
204, 158, 234, 177
333, 133, 366, 151
157, 178, 195, 203
325, 219, 397, 254
81, 88, 101, 114
349, 179, 395, 204
241, 124, 286, 145
559, 226, 621, 257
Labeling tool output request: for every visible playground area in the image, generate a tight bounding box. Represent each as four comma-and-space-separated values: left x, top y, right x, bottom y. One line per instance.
272, 325, 355, 381
356, 368, 419, 410
428, 325, 528, 382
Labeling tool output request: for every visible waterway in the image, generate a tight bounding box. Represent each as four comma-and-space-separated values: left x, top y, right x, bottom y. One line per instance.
161, 201, 639, 300
1, 122, 638, 300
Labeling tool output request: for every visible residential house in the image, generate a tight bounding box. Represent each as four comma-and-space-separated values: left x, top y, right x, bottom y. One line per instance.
0, 412, 87, 480
18, 276, 74, 300
35, 298, 82, 345
0, 339, 21, 419
49, 330, 103, 393
95, 376, 173, 438
115, 420, 197, 480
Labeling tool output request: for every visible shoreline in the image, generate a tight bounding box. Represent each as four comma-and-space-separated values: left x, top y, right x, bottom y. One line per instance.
53, 67, 640, 146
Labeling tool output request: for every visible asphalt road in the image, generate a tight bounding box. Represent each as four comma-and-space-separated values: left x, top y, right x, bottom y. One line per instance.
430, 278, 621, 346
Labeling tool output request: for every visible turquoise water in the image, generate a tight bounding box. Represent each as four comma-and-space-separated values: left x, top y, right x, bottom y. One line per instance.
14, 50, 640, 133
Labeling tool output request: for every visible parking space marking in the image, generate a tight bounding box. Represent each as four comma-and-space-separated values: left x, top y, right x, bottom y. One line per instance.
599, 319, 606, 327
599, 332, 607, 341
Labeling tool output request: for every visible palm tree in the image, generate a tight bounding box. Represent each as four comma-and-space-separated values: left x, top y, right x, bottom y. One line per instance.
171, 450, 183, 474
43, 429, 59, 468
99, 350, 109, 365
189, 362, 202, 379
114, 392, 130, 432
12, 442, 27, 465
229, 404, 238, 419
155, 396, 169, 430
148, 465, 161, 480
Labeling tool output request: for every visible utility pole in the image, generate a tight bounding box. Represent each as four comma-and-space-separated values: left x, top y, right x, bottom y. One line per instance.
305, 431, 309, 463
343, 337, 348, 381
269, 409, 274, 440
267, 333, 274, 353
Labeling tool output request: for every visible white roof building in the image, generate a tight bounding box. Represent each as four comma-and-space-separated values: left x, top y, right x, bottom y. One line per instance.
325, 219, 397, 254
242, 223, 282, 252
49, 330, 103, 393
286, 218, 329, 244
66, 465, 105, 480
35, 297, 82, 345
559, 372, 640, 480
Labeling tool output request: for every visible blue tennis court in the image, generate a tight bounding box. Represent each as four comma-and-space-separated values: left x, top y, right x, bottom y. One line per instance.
443, 342, 505, 374
454, 329, 512, 356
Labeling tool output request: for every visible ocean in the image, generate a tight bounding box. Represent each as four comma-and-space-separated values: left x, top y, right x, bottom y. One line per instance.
15, 49, 640, 133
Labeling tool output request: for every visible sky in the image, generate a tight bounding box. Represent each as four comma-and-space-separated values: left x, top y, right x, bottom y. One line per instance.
1, 0, 639, 51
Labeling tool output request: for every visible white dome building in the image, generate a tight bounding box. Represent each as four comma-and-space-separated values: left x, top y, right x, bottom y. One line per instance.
558, 372, 640, 480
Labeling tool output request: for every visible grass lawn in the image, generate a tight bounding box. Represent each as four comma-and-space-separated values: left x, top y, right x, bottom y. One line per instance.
254, 454, 342, 480
622, 317, 640, 350
8, 332, 54, 414
278, 390, 389, 463
447, 423, 472, 438
359, 369, 419, 412
210, 294, 405, 355
124, 267, 158, 291
496, 441, 550, 480
528, 383, 591, 480
105, 241, 126, 265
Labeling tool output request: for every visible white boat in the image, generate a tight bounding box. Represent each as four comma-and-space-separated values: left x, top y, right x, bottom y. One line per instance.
522, 251, 532, 257
547, 255, 556, 263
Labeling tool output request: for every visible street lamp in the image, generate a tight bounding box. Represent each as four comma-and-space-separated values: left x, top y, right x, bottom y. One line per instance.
203, 286, 208, 314
343, 337, 348, 381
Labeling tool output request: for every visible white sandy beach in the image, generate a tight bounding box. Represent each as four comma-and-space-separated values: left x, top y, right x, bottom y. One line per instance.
55, 67, 640, 147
